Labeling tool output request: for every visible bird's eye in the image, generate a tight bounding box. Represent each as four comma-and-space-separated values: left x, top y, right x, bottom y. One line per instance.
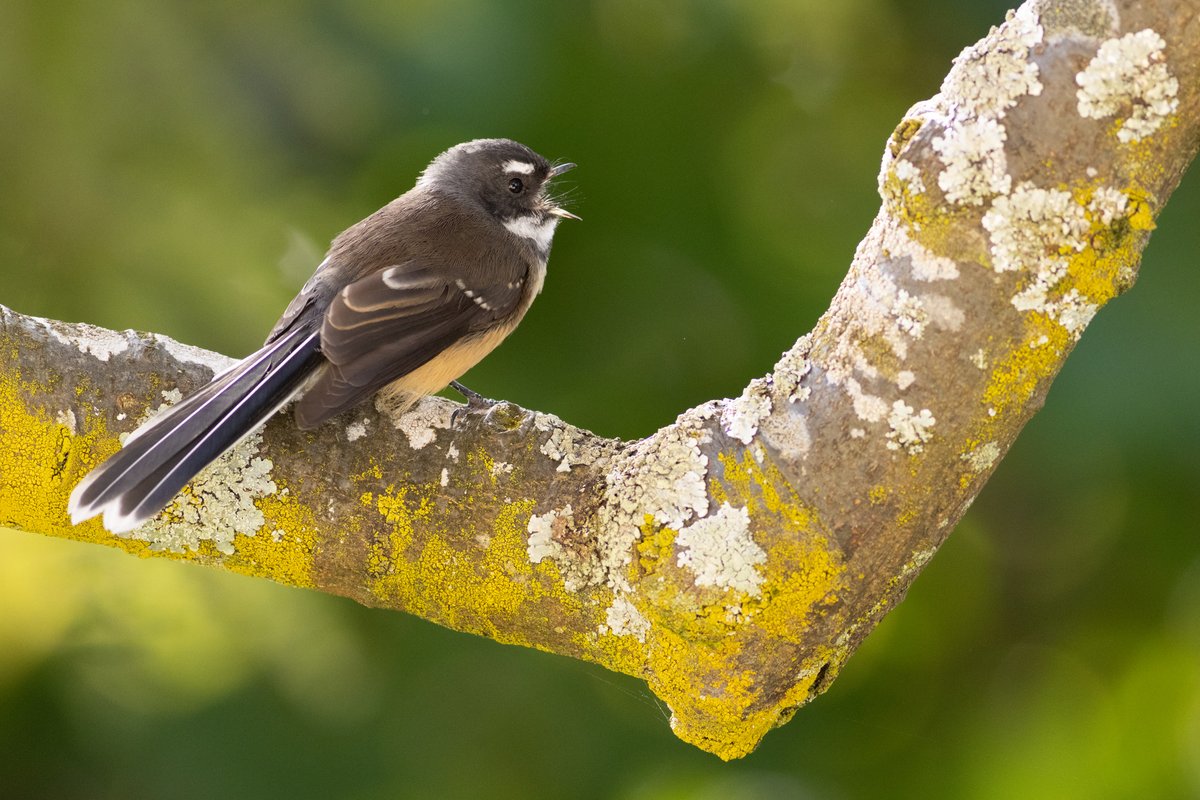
508, 178, 524, 194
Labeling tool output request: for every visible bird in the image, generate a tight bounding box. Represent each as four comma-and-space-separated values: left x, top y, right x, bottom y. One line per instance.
69, 138, 577, 533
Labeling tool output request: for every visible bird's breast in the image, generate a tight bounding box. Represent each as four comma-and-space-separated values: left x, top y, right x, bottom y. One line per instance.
523, 259, 547, 305
381, 317, 521, 401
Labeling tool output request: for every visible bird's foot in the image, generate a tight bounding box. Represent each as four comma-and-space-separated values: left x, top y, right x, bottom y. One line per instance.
450, 380, 500, 408
450, 380, 499, 424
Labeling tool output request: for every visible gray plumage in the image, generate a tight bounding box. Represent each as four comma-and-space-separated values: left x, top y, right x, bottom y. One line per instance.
69, 138, 576, 533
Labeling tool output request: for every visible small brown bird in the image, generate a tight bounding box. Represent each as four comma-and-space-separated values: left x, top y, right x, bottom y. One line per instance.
69, 138, 577, 533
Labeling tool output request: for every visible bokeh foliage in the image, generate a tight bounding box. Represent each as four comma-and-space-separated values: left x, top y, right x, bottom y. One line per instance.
1, 1, 1198, 797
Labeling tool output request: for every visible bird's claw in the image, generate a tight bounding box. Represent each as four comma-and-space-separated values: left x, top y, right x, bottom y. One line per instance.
450, 380, 499, 424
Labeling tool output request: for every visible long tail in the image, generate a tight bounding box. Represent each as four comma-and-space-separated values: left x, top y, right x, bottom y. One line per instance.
68, 326, 322, 533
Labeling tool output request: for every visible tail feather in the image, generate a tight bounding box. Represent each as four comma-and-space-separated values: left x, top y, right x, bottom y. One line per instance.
69, 327, 322, 533
74, 356, 273, 509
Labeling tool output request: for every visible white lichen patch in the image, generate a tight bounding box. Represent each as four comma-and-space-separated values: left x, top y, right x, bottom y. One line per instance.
527, 504, 573, 566
439, 467, 449, 487
885, 401, 936, 454
844, 377, 889, 424
1051, 288, 1099, 336
490, 460, 514, 479
757, 197, 948, 460
932, 117, 1012, 206
534, 411, 619, 473
1087, 185, 1129, 225
970, 348, 989, 369
922, 6, 1042, 207
962, 441, 1001, 472
124, 427, 276, 555
921, 294, 966, 331
830, 259, 929, 366
899, 545, 939, 578
893, 290, 928, 338
526, 502, 609, 593
55, 408, 77, 435
940, 5, 1044, 120
1038, 0, 1120, 41
1076, 29, 1178, 143
154, 333, 237, 376
591, 406, 715, 592
983, 181, 1123, 339
870, 173, 963, 280
893, 158, 926, 195
43, 317, 132, 362
758, 405, 811, 461
897, 228, 961, 283
982, 182, 1089, 274
603, 592, 651, 642
771, 336, 813, 403
675, 503, 765, 597
345, 419, 369, 442
1011, 262, 1066, 313
612, 409, 712, 532
721, 377, 773, 445
381, 397, 454, 450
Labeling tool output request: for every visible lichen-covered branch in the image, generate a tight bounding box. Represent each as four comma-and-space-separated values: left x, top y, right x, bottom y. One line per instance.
2, 0, 1197, 761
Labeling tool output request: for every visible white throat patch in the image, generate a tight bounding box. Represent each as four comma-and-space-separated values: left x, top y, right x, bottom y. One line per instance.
503, 215, 558, 252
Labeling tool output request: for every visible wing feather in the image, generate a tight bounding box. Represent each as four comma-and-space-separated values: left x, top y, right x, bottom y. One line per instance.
293, 259, 527, 428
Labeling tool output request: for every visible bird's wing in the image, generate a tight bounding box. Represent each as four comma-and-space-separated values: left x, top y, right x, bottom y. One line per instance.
293, 259, 528, 427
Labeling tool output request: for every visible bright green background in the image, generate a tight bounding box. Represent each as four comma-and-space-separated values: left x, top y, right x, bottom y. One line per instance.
2, 2, 1199, 798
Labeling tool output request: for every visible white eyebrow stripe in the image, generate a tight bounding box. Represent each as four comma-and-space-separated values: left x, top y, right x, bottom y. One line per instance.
502, 160, 536, 175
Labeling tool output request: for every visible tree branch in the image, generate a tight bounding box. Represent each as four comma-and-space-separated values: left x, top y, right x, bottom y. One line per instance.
2, 0, 1197, 760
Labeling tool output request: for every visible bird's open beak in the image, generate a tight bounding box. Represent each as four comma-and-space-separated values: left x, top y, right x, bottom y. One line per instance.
549, 206, 581, 221
547, 162, 579, 219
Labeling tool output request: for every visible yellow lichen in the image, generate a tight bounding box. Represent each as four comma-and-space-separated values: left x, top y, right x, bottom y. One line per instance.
1127, 197, 1156, 231
888, 117, 923, 158
479, 499, 540, 616
982, 315, 1069, 417
366, 486, 425, 601
984, 180, 1153, 420
0, 371, 147, 554
895, 505, 920, 527
223, 487, 319, 588
883, 167, 991, 269
0, 349, 333, 586
635, 514, 677, 574
588, 614, 648, 677
622, 449, 847, 759
714, 453, 846, 636
366, 479, 560, 645
643, 621, 831, 760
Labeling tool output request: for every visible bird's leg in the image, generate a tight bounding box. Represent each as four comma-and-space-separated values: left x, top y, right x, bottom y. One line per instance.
449, 381, 500, 419
449, 381, 530, 430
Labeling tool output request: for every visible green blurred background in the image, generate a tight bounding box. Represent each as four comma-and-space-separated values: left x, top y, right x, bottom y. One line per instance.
2, 1, 1198, 797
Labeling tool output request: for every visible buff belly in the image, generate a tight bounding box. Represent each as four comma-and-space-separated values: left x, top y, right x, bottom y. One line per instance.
376, 320, 518, 414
